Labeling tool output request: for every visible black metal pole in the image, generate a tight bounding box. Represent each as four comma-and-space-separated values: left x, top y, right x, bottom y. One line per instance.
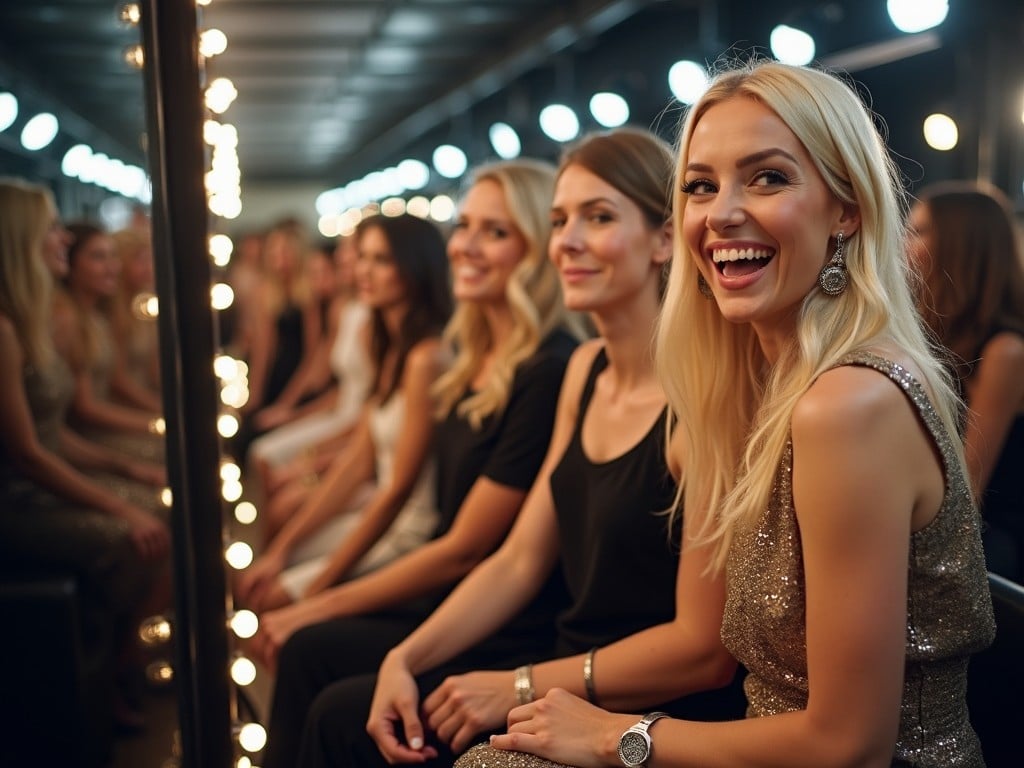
139, 1, 233, 765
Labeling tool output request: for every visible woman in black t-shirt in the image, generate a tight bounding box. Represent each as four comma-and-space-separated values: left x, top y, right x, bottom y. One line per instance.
260, 159, 578, 767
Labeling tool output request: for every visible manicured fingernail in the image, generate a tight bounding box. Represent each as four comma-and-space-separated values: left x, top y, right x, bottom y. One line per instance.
410, 737, 423, 750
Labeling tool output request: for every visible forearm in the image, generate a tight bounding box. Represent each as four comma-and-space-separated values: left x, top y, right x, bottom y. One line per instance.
72, 395, 155, 434
303, 488, 411, 594
59, 427, 132, 474
304, 531, 481, 619
289, 385, 338, 421
393, 545, 552, 675
267, 447, 374, 558
532, 621, 737, 711
110, 369, 162, 412
14, 443, 133, 518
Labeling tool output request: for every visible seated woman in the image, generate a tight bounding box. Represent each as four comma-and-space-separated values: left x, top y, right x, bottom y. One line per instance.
0, 178, 169, 725
249, 235, 372, 530
482, 59, 995, 768
294, 128, 744, 768
109, 223, 162, 412
53, 222, 165, 466
258, 157, 579, 766
908, 181, 1024, 583
235, 213, 452, 613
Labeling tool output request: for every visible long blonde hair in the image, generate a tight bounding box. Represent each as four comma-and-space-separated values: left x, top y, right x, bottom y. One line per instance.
433, 159, 567, 428
656, 60, 966, 571
0, 179, 57, 369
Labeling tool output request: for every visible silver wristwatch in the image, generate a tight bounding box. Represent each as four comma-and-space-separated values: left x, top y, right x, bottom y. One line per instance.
616, 711, 669, 767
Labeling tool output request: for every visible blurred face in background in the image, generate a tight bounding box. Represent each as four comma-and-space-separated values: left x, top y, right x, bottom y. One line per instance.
122, 241, 155, 293
307, 249, 337, 302
40, 204, 72, 278
355, 225, 407, 311
69, 232, 121, 299
447, 178, 527, 306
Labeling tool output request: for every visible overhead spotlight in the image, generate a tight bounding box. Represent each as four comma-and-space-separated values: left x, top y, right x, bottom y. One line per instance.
0, 92, 18, 132
589, 92, 629, 128
887, 0, 948, 33
923, 113, 957, 150
429, 194, 455, 222
488, 122, 521, 159
539, 104, 580, 143
432, 144, 468, 179
61, 144, 93, 178
770, 25, 816, 66
118, 3, 141, 26
398, 159, 430, 190
668, 60, 708, 105
20, 113, 58, 151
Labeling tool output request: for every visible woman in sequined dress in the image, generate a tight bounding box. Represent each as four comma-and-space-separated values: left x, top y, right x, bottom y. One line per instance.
0, 179, 169, 722
486, 60, 995, 768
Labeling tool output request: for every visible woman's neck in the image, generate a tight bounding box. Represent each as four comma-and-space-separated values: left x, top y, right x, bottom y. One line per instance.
592, 295, 660, 392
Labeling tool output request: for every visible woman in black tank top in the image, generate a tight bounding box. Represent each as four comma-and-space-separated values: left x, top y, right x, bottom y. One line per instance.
322, 128, 745, 768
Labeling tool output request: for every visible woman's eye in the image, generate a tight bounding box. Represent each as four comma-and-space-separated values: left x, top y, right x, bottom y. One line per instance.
752, 169, 789, 187
681, 179, 715, 195
550, 218, 566, 229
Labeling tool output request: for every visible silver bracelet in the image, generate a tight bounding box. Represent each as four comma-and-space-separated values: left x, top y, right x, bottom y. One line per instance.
583, 647, 597, 703
513, 664, 534, 705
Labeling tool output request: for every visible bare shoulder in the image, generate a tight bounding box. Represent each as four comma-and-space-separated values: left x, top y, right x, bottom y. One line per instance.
793, 361, 919, 447
980, 330, 1024, 369
405, 336, 446, 375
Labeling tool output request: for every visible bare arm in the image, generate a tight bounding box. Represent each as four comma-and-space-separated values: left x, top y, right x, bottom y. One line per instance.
964, 331, 1024, 496
302, 339, 443, 594
108, 345, 163, 412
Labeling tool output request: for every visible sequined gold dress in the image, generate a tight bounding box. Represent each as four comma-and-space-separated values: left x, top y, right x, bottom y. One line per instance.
721, 352, 996, 767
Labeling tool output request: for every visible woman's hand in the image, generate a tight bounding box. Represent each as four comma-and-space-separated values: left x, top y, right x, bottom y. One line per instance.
491, 688, 633, 768
423, 670, 517, 753
367, 651, 438, 763
120, 505, 171, 561
235, 551, 286, 609
250, 600, 318, 670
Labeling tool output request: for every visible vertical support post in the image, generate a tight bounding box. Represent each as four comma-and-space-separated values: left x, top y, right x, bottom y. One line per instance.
139, 1, 234, 765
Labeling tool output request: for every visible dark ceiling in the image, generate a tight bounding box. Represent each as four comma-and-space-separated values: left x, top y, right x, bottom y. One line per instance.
1, 0, 1022, 212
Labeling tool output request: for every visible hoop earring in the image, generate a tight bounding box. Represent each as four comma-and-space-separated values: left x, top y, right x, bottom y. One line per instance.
818, 232, 848, 296
697, 272, 713, 299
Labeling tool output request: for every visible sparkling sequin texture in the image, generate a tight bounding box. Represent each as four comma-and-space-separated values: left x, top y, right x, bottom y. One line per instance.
453, 743, 571, 768
720, 352, 995, 767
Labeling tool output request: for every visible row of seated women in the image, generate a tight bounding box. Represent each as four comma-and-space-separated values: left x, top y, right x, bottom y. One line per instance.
218, 60, 1022, 768
0, 182, 171, 729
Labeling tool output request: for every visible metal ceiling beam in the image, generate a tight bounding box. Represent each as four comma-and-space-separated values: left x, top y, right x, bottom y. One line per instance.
328, 0, 664, 181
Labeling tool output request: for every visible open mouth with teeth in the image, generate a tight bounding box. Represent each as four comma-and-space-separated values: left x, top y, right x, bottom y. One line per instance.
712, 247, 775, 278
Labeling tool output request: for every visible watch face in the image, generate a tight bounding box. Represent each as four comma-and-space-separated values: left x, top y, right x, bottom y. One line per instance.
617, 730, 650, 767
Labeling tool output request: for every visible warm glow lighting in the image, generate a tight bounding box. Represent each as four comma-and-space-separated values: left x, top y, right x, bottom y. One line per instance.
432, 144, 468, 179
668, 60, 708, 105
199, 28, 228, 57
230, 656, 257, 686
217, 413, 240, 438
146, 660, 174, 685
770, 24, 816, 65
234, 501, 258, 525
237, 757, 252, 768
214, 354, 239, 380
118, 3, 141, 26
221, 382, 249, 409
220, 461, 241, 482
429, 195, 455, 222
209, 233, 233, 266
488, 122, 521, 159
538, 104, 579, 142
20, 112, 59, 151
229, 610, 259, 639
589, 92, 629, 128
406, 196, 430, 219
381, 197, 406, 217
887, 0, 948, 33
211, 282, 235, 310
124, 44, 145, 69
225, 541, 254, 570
0, 92, 17, 132
138, 615, 172, 646
923, 113, 958, 150
160, 487, 173, 507
205, 78, 238, 114
238, 723, 267, 753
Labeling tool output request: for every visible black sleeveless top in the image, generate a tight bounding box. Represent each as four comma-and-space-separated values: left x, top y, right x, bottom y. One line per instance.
549, 347, 679, 654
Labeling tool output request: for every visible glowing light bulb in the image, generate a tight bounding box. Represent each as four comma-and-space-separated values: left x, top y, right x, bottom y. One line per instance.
225, 541, 254, 569
230, 656, 257, 686
238, 722, 267, 752
229, 609, 259, 639
138, 615, 172, 646
217, 413, 239, 438
234, 501, 258, 525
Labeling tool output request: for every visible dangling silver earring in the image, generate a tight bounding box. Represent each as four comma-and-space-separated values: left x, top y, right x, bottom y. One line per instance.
818, 232, 848, 296
697, 272, 713, 299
